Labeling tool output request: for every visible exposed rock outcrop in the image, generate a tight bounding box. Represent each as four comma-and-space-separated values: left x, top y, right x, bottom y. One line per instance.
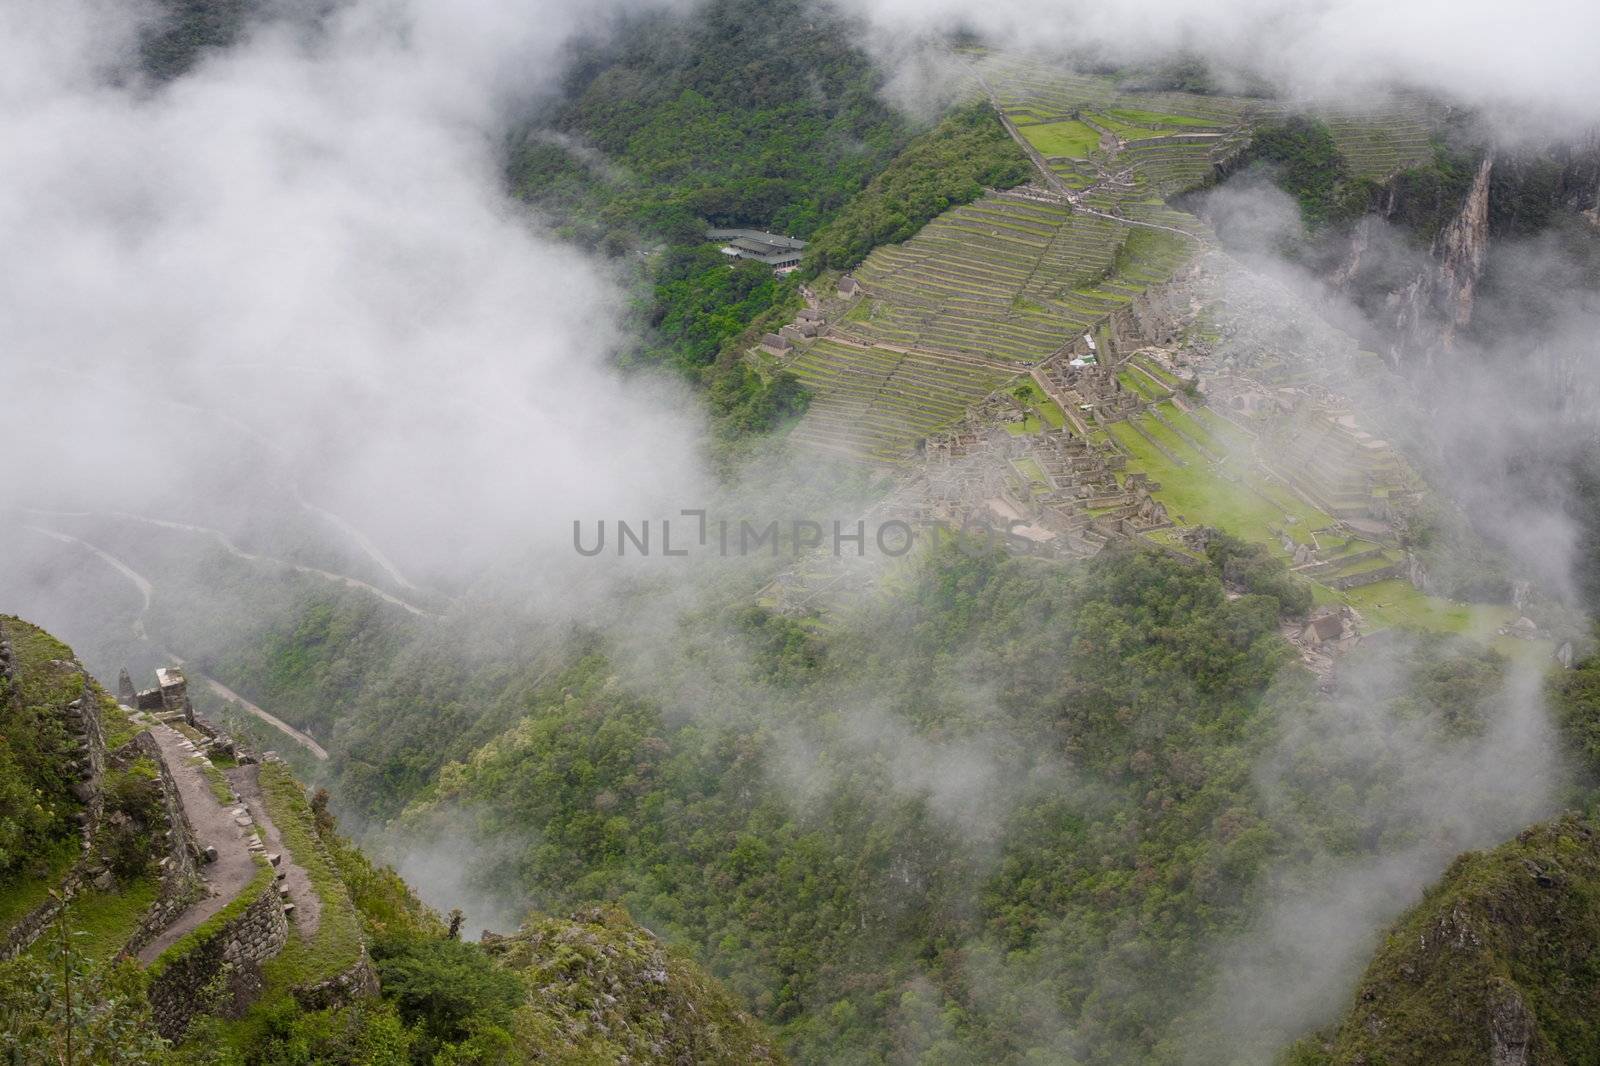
1382, 154, 1494, 367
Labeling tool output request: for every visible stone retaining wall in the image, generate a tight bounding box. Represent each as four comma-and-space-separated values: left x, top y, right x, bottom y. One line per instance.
1326, 562, 1407, 591
147, 878, 289, 1041
0, 663, 110, 960
293, 950, 381, 1013
116, 731, 205, 959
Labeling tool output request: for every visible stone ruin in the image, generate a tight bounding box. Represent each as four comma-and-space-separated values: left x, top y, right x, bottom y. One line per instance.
894, 418, 1171, 559
1037, 359, 1142, 425
121, 664, 194, 725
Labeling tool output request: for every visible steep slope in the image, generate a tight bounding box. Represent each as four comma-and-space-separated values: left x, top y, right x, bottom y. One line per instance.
1288, 814, 1600, 1065
0, 615, 784, 1064
478, 905, 785, 1064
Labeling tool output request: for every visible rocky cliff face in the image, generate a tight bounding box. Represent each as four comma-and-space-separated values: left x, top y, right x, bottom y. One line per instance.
1377, 154, 1494, 368
1334, 137, 1600, 372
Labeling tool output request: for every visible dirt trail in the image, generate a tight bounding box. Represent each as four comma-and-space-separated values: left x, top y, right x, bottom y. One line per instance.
25, 526, 153, 638
193, 674, 329, 761
24, 526, 331, 761
227, 763, 321, 937
136, 723, 259, 963
111, 513, 434, 617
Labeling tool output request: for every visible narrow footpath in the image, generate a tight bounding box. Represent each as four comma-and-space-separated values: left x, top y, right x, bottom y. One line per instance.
136, 723, 259, 963
227, 763, 321, 936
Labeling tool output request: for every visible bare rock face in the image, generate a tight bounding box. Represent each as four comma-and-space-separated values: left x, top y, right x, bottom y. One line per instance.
1488, 983, 1536, 1066
1383, 154, 1495, 368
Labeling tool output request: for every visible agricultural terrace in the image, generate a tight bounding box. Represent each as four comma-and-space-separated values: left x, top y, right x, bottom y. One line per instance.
1314, 95, 1440, 180
782, 338, 1014, 462
845, 192, 1192, 363
1091, 392, 1506, 638
1022, 119, 1102, 159
979, 56, 1262, 196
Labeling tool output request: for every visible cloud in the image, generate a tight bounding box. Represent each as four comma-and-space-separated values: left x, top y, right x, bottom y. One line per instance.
1191, 648, 1562, 1061
838, 0, 1600, 137
0, 0, 708, 592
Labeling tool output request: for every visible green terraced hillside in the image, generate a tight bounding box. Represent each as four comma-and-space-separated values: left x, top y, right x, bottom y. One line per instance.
781, 339, 1014, 462
1315, 96, 1441, 179
844, 192, 1190, 363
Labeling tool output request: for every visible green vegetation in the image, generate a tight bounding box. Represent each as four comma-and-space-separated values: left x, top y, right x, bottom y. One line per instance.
1106, 414, 1327, 551
505, 0, 912, 445
44, 877, 159, 967
480, 905, 786, 1064
1019, 118, 1102, 158
1243, 117, 1374, 233
1204, 532, 1314, 614
1554, 650, 1600, 788
140, 0, 248, 81
803, 102, 1031, 276
246, 764, 365, 995
0, 924, 166, 1065
393, 543, 1297, 1063
844, 192, 1189, 364
1316, 98, 1440, 182
1239, 111, 1473, 253
1288, 813, 1600, 1065
782, 339, 1013, 461
1105, 107, 1218, 128
530, 0, 901, 242
0, 618, 85, 912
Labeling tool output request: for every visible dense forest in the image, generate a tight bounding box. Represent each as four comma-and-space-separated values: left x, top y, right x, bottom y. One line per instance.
14, 3, 1590, 1062
138, 530, 1577, 1064
507, 0, 916, 442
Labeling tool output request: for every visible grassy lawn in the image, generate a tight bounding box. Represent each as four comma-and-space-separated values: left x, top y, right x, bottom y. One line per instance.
1133, 356, 1181, 387
1106, 107, 1219, 128
1004, 416, 1043, 435
1110, 421, 1322, 555
44, 875, 159, 967
1013, 457, 1049, 485
1021, 119, 1101, 159
1192, 407, 1254, 451
1337, 580, 1521, 641
0, 837, 78, 933
1137, 412, 1198, 459
1159, 405, 1222, 453
1009, 380, 1068, 429
1118, 370, 1161, 401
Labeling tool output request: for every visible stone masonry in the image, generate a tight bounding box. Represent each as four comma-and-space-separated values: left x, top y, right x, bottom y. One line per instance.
147, 879, 289, 1040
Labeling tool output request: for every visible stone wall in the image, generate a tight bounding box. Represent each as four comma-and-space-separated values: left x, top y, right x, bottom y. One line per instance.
147, 878, 289, 1041
293, 950, 381, 1013
116, 731, 205, 959
0, 664, 110, 960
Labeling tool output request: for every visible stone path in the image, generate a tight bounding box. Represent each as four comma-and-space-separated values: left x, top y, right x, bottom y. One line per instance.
136, 723, 259, 963
228, 763, 321, 937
